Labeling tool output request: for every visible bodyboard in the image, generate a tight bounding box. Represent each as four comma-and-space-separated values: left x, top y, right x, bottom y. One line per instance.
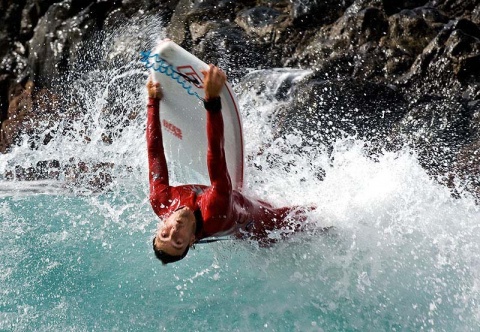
141, 40, 244, 189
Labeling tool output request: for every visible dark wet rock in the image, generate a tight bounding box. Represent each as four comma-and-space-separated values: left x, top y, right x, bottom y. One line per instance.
0, 1, 25, 47
0, 80, 64, 153
435, 0, 479, 22
397, 19, 480, 100
328, 7, 388, 48
4, 158, 114, 192
388, 97, 475, 175
273, 77, 408, 147
167, 0, 242, 46
166, 0, 194, 45
60, 159, 116, 192
473, 5, 480, 25
27, 0, 118, 87
469, 100, 480, 138
382, 0, 430, 16
192, 22, 268, 82
235, 6, 289, 39
384, 10, 443, 57
236, 68, 313, 104
291, 0, 354, 27
411, 6, 450, 25
380, 8, 446, 77
4, 170, 14, 180
0, 75, 11, 124
0, 32, 8, 61
14, 165, 26, 181
455, 138, 480, 198
120, 0, 179, 21
342, 0, 383, 14
35, 160, 61, 180
291, 7, 388, 69
20, 0, 59, 41
0, 81, 34, 153
237, 6, 281, 27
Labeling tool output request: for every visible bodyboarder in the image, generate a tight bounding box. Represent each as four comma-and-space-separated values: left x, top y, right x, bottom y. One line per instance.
147, 64, 312, 264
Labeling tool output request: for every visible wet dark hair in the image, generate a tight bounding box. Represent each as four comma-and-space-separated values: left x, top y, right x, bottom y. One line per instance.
152, 208, 203, 265
152, 237, 190, 265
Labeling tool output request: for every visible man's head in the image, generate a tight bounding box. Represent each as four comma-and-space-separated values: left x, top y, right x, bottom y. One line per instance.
152, 207, 196, 265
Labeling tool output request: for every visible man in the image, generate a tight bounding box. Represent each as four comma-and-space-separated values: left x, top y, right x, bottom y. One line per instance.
148, 65, 309, 264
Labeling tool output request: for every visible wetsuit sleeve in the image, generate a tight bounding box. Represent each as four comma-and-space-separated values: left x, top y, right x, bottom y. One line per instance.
204, 97, 232, 195
198, 97, 233, 233
146, 97, 170, 215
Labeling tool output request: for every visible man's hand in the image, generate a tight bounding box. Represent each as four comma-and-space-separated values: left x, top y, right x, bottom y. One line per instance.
147, 76, 163, 100
201, 65, 227, 100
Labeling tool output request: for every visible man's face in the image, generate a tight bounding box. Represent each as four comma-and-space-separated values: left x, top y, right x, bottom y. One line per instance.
153, 207, 196, 256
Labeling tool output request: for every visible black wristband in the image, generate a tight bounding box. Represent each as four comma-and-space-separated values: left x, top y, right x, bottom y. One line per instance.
204, 97, 221, 113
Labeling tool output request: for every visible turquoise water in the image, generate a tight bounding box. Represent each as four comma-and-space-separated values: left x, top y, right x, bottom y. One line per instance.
1, 16, 480, 331
1, 164, 480, 331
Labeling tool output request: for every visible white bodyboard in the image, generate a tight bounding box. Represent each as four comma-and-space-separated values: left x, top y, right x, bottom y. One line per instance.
142, 40, 244, 189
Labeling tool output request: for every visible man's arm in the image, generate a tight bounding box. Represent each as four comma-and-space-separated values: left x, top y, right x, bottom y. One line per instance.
146, 78, 170, 215
202, 65, 232, 195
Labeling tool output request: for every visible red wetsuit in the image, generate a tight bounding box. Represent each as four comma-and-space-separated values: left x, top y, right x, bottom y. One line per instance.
147, 97, 304, 243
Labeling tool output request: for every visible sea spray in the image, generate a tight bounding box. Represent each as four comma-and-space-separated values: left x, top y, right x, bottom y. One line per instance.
0, 15, 165, 191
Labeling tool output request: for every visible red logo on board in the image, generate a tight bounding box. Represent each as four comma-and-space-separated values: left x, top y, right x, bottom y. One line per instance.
176, 65, 204, 89
162, 119, 183, 140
